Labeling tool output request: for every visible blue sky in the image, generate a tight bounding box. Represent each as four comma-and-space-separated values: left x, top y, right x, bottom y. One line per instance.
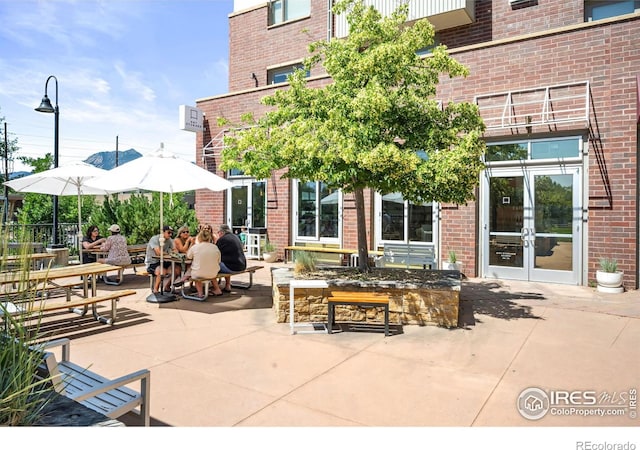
0, 0, 233, 172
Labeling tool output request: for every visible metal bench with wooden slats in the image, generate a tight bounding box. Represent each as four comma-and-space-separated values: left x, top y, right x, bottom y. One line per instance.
378, 243, 436, 269
284, 246, 357, 264
327, 290, 391, 336
36, 337, 150, 426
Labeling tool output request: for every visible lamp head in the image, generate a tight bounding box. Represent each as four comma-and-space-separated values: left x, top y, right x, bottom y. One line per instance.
35, 94, 55, 113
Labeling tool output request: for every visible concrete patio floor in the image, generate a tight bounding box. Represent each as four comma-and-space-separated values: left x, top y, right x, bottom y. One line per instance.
32, 261, 639, 434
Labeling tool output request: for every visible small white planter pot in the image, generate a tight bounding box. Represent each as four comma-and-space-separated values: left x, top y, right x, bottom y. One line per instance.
262, 252, 278, 263
443, 261, 462, 272
596, 270, 623, 293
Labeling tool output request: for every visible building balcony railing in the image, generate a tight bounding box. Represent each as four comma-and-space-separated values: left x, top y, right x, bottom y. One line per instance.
334, 0, 475, 37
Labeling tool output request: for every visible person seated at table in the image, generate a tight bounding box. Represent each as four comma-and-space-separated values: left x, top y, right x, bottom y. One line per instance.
174, 225, 195, 277
174, 226, 195, 254
180, 228, 223, 299
97, 224, 131, 271
82, 225, 106, 263
197, 222, 214, 242
145, 225, 180, 293
215, 224, 246, 293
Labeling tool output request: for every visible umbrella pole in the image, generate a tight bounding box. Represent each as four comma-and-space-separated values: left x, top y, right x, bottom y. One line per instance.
78, 188, 83, 264
147, 192, 176, 303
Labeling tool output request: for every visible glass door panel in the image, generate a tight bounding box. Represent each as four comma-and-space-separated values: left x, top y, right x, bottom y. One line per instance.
483, 167, 580, 284
487, 175, 527, 279
231, 186, 248, 233
529, 173, 578, 283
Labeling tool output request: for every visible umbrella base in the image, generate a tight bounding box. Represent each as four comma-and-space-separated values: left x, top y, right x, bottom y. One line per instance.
146, 292, 178, 303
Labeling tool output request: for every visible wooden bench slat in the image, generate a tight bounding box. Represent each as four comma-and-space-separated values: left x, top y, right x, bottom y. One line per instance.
327, 291, 391, 336
26, 289, 136, 313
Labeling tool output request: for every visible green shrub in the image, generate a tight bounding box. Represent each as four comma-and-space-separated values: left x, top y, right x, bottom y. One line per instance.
448, 250, 457, 263
0, 227, 56, 425
294, 251, 317, 273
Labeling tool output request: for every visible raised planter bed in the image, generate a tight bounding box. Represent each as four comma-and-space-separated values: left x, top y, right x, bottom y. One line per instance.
271, 267, 461, 328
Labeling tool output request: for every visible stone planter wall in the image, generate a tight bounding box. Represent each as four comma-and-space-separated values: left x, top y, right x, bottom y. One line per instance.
271, 267, 461, 328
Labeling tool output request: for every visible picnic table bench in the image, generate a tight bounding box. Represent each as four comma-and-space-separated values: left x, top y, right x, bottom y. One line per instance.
36, 337, 150, 426
84, 244, 148, 285
181, 265, 264, 301
3, 289, 137, 325
284, 246, 358, 265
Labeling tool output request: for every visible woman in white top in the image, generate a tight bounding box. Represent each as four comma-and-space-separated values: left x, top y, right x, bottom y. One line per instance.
184, 228, 223, 299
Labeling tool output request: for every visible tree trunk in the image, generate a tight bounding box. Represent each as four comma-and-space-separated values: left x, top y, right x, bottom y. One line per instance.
354, 187, 370, 272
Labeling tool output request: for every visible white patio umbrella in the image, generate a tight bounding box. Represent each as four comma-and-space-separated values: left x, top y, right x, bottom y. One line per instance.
3, 161, 113, 263
85, 143, 233, 302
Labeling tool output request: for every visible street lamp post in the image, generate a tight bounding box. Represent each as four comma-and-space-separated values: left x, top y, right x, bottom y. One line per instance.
35, 75, 60, 246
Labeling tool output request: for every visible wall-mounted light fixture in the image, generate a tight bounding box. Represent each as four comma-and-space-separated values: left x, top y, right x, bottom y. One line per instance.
251, 72, 258, 88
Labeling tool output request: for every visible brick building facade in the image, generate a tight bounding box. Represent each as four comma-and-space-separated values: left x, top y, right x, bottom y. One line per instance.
195, 0, 640, 289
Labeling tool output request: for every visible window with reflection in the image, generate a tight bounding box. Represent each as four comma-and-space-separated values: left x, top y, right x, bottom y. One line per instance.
296, 181, 338, 240
381, 193, 434, 244
487, 137, 581, 163
269, 0, 310, 26
585, 0, 639, 21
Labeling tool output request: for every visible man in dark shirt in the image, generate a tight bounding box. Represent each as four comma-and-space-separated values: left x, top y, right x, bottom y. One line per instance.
216, 224, 247, 292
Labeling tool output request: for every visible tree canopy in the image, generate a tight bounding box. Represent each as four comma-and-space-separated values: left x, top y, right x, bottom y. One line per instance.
220, 0, 486, 269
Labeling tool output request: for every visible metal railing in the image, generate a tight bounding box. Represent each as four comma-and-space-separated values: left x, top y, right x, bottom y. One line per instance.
2, 222, 81, 256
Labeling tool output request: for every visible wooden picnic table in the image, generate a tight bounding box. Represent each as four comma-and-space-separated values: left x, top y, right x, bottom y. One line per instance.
83, 243, 147, 260
0, 262, 123, 299
2, 252, 57, 271
0, 262, 128, 323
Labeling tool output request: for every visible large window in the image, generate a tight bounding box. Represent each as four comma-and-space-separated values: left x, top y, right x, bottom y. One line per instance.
295, 181, 339, 241
585, 1, 639, 21
379, 193, 435, 245
269, 0, 310, 26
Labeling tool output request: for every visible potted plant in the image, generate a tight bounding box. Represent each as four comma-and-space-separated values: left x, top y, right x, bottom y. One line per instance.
596, 258, 624, 293
262, 241, 278, 263
443, 250, 462, 272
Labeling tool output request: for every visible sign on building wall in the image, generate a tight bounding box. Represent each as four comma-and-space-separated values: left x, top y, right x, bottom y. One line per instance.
179, 105, 204, 133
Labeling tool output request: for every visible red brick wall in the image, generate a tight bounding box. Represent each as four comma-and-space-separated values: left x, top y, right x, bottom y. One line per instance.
438, 0, 584, 50
437, 18, 640, 287
201, 1, 640, 288
229, 2, 329, 92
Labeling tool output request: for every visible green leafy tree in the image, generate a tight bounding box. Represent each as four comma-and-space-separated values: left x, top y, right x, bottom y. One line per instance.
89, 192, 198, 244
0, 110, 20, 185
15, 154, 58, 225
220, 0, 486, 270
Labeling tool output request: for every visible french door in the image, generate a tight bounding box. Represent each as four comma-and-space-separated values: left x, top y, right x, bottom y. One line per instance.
226, 180, 266, 233
482, 166, 582, 284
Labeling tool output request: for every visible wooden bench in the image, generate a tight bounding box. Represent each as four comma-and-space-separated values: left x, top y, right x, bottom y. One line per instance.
284, 246, 357, 264
378, 243, 436, 269
36, 337, 150, 426
181, 266, 264, 301
5, 242, 45, 255
101, 261, 148, 285
5, 289, 137, 325
327, 290, 391, 336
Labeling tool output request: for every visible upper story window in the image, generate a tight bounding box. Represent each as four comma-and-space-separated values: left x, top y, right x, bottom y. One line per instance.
585, 1, 640, 21
267, 64, 310, 85
269, 0, 310, 26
